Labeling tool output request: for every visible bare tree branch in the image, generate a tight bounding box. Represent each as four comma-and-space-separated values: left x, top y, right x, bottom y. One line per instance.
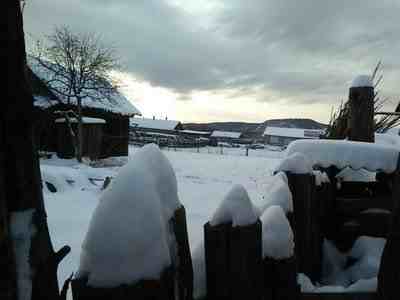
30, 26, 120, 162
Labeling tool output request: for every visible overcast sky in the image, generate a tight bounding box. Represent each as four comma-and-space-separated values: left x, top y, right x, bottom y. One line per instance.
24, 0, 400, 123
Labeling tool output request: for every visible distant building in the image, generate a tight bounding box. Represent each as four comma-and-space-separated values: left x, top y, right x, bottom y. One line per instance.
179, 130, 211, 139
129, 117, 184, 146
210, 130, 242, 145
130, 117, 183, 134
263, 127, 324, 147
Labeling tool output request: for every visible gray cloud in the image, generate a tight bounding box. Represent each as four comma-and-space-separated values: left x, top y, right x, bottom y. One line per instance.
24, 0, 400, 107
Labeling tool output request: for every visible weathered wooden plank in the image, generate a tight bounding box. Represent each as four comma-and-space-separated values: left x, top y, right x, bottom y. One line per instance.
229, 221, 262, 300
378, 155, 400, 300
204, 221, 262, 300
338, 214, 390, 238
287, 173, 321, 281
335, 197, 393, 216
263, 257, 299, 300
71, 267, 175, 300
204, 222, 230, 300
170, 206, 194, 300
336, 182, 392, 198
301, 292, 378, 300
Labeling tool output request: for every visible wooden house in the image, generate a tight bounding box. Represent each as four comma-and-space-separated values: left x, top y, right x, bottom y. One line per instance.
263, 126, 324, 147
29, 64, 141, 159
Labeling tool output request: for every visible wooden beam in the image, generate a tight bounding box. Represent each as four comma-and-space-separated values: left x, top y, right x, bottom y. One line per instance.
375, 112, 400, 116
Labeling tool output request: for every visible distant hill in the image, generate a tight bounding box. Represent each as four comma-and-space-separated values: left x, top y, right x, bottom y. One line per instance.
183, 118, 327, 139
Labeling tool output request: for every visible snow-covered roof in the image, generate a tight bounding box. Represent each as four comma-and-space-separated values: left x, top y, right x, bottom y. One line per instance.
210, 130, 242, 139
29, 58, 141, 117
55, 117, 106, 124
286, 139, 399, 173
180, 130, 211, 135
263, 126, 324, 139
130, 117, 181, 131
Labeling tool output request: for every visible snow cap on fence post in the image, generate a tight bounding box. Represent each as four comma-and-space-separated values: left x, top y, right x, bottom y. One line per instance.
351, 75, 373, 88
76, 143, 181, 288
258, 172, 293, 215
274, 152, 313, 174
210, 184, 258, 227
260, 205, 294, 259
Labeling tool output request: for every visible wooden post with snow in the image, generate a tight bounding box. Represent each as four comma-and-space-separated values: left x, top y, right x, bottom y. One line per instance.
204, 221, 262, 300
71, 145, 193, 300
348, 75, 375, 143
261, 205, 299, 300
204, 185, 262, 300
170, 205, 194, 300
286, 172, 321, 282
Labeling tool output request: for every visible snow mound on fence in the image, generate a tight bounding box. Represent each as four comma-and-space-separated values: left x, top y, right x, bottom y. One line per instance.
210, 184, 258, 227
298, 273, 377, 293
286, 139, 399, 173
260, 205, 294, 259
317, 237, 386, 292
335, 167, 376, 182
313, 170, 330, 186
274, 152, 313, 174
375, 133, 400, 148
258, 172, 293, 214
77, 144, 181, 287
346, 237, 386, 283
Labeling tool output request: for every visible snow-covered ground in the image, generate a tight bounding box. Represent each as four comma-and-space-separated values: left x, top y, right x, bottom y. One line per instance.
42, 145, 283, 294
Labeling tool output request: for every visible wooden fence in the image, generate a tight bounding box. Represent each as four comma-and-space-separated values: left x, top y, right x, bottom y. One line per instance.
69, 166, 398, 300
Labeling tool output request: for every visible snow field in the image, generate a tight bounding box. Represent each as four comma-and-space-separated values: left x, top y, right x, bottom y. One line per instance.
42, 145, 282, 297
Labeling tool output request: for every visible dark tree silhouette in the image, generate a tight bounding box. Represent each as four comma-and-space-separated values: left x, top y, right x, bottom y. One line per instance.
2, 2, 69, 300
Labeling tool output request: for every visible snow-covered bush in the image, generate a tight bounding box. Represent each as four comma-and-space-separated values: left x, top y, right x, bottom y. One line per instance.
77, 144, 181, 287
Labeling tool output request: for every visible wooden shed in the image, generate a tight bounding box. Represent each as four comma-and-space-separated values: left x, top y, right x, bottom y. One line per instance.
54, 117, 106, 160
29, 64, 141, 159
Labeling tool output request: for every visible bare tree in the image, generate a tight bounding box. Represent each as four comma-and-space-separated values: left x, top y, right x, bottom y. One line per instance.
31, 26, 119, 162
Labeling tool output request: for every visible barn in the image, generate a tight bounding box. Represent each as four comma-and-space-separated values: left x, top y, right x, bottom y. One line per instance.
29, 63, 141, 159
263, 126, 324, 147
209, 130, 242, 145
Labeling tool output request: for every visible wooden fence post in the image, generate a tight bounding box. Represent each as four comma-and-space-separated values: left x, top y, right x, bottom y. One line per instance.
204, 221, 262, 300
348, 80, 375, 142
72, 267, 175, 300
170, 205, 194, 300
263, 257, 299, 300
378, 156, 400, 300
286, 173, 321, 282
72, 205, 193, 300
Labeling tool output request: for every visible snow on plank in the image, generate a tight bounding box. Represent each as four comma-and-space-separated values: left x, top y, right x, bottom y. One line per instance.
286, 139, 399, 173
